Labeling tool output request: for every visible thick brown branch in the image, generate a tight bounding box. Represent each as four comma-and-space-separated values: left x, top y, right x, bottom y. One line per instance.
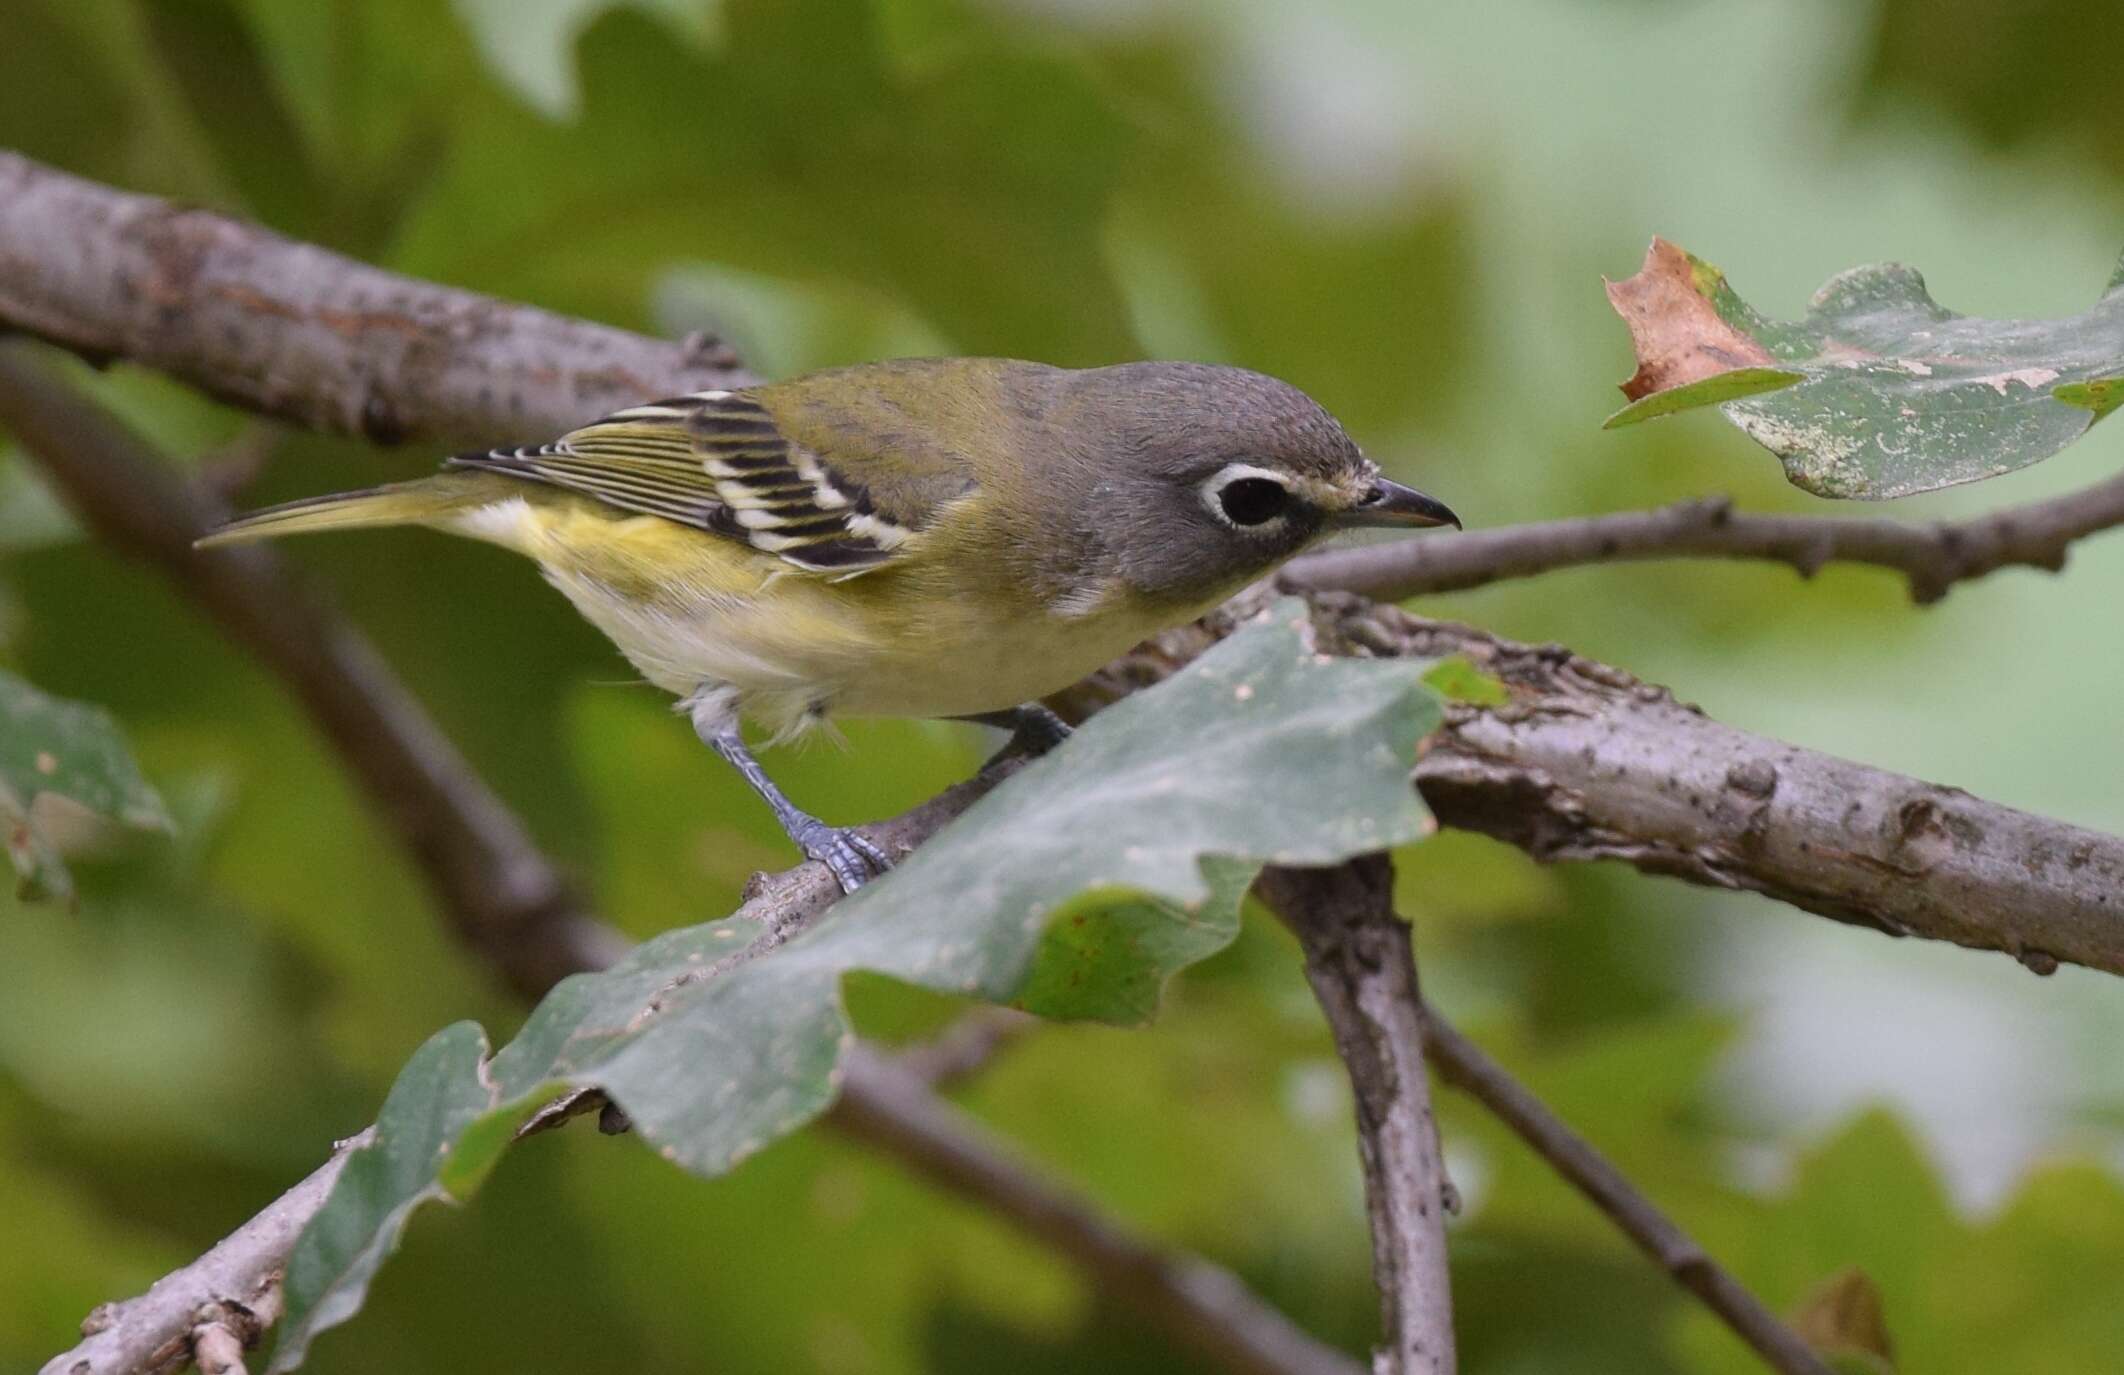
0, 151, 749, 446
1067, 590, 2124, 978
1283, 483, 2124, 606
1420, 1010, 1832, 1375
1396, 606, 2124, 975
10, 353, 1350, 1375
1256, 858, 1456, 1375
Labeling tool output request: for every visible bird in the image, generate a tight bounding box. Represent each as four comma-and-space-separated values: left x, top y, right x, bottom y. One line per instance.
199, 357, 1459, 892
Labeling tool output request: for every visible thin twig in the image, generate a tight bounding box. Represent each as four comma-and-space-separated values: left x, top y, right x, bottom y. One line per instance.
893, 1007, 1040, 1089
1257, 858, 1455, 1375
1420, 1008, 1832, 1375
1283, 481, 2124, 606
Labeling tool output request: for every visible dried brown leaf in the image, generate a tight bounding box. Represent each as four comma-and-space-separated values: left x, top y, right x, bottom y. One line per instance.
1791, 1265, 1896, 1372
1606, 237, 1779, 401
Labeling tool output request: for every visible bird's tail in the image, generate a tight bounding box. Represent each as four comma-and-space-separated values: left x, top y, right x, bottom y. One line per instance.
195, 473, 498, 548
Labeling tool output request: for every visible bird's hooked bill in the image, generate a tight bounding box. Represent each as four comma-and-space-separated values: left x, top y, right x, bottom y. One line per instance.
1337, 478, 1461, 530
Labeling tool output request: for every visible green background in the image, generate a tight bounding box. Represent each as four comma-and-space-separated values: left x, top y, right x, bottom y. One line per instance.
4, 0, 2123, 1371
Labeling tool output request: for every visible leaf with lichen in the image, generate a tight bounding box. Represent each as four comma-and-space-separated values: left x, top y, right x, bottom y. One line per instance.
268, 603, 1442, 1372
0, 670, 170, 903
1604, 237, 2124, 498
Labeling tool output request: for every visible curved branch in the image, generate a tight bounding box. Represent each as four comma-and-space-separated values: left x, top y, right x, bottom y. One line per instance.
0, 151, 748, 446
1283, 481, 2124, 606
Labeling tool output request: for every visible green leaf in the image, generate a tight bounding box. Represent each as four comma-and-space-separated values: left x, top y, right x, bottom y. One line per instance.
1605, 237, 2124, 498
270, 1023, 504, 1374
140, 0, 327, 238
0, 446, 81, 553
268, 604, 1439, 1370
392, 0, 1141, 364
0, 671, 170, 903
1600, 366, 1804, 429
1420, 655, 1510, 708
449, 0, 720, 117
1672, 1109, 2124, 1373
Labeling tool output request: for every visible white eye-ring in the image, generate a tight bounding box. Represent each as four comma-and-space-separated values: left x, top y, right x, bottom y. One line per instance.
1200, 464, 1294, 530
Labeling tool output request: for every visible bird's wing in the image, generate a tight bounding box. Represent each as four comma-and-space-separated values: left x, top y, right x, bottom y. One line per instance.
444, 390, 938, 575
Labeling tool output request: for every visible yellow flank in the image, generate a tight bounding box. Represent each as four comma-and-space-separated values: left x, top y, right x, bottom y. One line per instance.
482, 489, 1190, 737
210, 472, 1197, 741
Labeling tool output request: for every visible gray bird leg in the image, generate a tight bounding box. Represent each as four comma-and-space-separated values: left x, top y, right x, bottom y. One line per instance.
955, 703, 1074, 757
685, 692, 889, 894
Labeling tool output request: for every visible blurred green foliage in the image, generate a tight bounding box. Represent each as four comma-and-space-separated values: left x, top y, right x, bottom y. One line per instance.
4, 1, 2123, 1372
0, 670, 169, 902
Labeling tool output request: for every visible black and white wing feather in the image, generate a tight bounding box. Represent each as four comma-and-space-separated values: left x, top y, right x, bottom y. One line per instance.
445, 390, 912, 574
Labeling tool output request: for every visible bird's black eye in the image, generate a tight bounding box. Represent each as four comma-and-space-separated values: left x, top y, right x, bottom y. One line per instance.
1217, 477, 1290, 527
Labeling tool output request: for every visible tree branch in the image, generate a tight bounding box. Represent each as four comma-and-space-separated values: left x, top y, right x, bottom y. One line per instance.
0, 151, 748, 446
1256, 858, 1456, 1375
1419, 1009, 1832, 1375
893, 1007, 1040, 1089
1282, 483, 2124, 607
39, 1130, 371, 1375
1066, 589, 2124, 978
7, 351, 1356, 1375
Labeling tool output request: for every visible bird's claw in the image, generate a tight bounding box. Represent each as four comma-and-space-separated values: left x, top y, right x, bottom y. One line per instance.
1010, 706, 1073, 756
792, 819, 892, 893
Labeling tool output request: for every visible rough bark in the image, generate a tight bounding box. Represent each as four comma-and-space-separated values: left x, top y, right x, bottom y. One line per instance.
1257, 859, 1457, 1375
0, 152, 749, 447
1065, 589, 2124, 978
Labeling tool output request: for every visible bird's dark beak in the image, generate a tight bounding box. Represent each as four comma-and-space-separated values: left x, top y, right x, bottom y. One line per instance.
1337, 478, 1461, 530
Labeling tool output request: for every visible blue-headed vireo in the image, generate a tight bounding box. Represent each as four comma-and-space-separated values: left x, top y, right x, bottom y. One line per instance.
201, 358, 1459, 890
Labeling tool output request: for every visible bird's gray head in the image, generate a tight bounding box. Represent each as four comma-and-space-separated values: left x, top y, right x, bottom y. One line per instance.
1050, 361, 1457, 608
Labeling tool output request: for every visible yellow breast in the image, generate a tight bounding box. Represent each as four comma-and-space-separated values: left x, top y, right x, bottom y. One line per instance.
452, 492, 1194, 739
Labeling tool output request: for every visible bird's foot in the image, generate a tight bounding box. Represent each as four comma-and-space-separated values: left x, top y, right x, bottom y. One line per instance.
1007, 704, 1073, 756
789, 816, 892, 894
